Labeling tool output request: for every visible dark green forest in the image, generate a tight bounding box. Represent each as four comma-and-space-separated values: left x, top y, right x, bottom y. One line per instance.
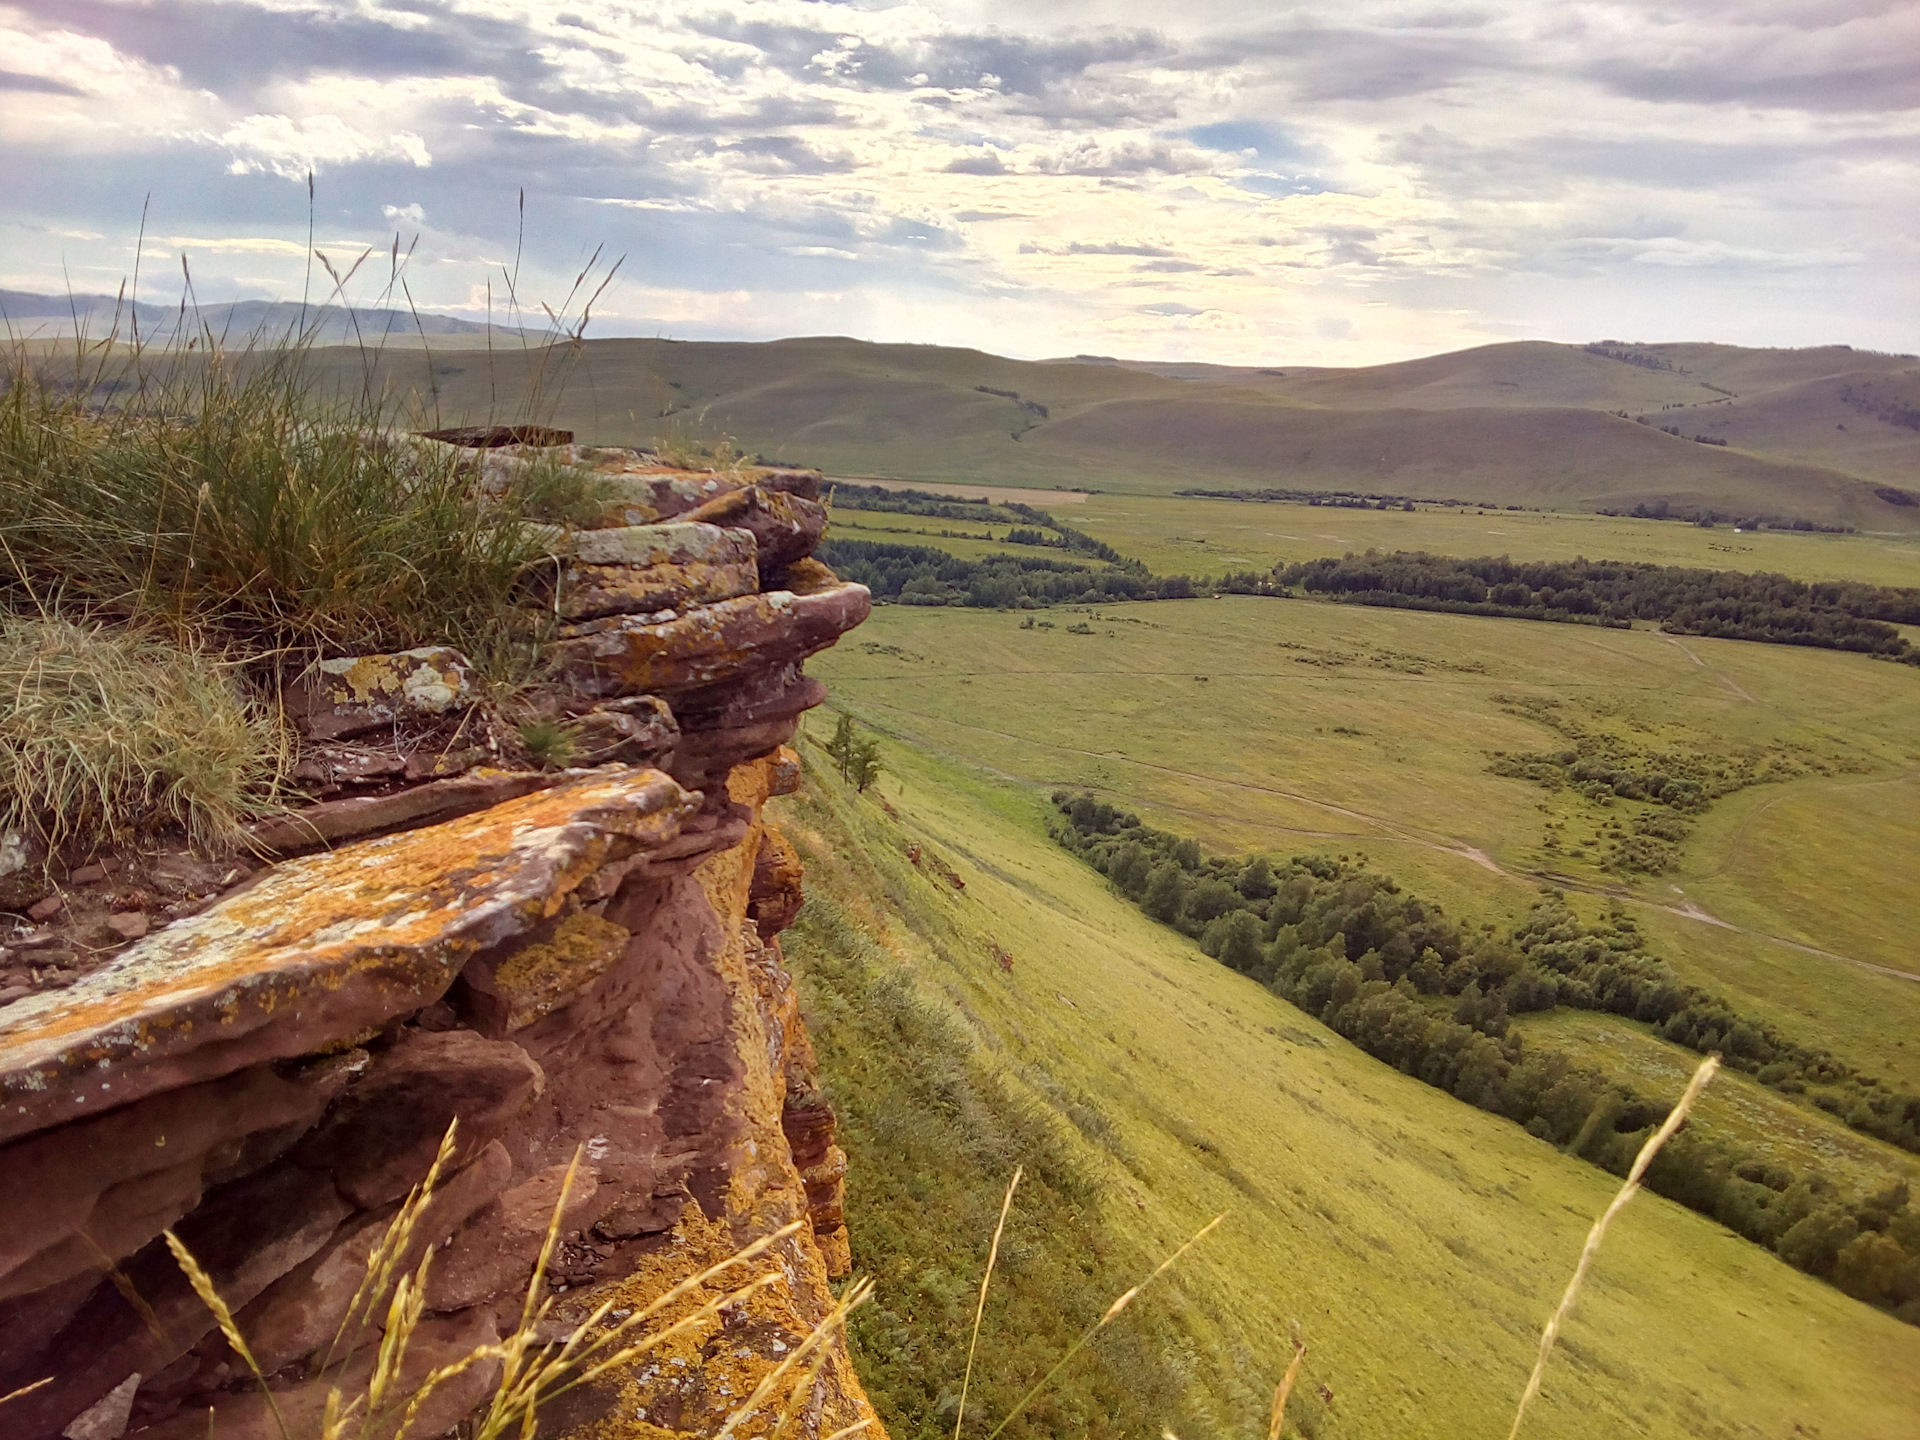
1049, 793, 1920, 1324
1276, 552, 1920, 662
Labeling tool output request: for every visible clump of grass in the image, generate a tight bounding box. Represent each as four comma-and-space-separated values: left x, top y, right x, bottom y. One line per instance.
516, 718, 578, 770
0, 338, 601, 666
652, 415, 745, 474
0, 614, 283, 854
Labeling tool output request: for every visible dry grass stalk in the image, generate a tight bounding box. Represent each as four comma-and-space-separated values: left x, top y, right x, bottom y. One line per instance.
1506, 1053, 1720, 1440
163, 1229, 291, 1439
155, 1127, 814, 1440
1265, 1335, 1307, 1440
983, 1213, 1223, 1440
321, 1121, 464, 1377
712, 1277, 875, 1440
0, 1377, 52, 1408
953, 1165, 1022, 1440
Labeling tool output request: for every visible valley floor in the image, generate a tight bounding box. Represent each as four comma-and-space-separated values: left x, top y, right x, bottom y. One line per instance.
775, 729, 1920, 1440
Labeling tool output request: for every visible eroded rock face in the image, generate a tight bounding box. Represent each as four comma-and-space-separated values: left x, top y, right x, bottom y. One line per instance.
0, 438, 878, 1440
0, 752, 878, 1440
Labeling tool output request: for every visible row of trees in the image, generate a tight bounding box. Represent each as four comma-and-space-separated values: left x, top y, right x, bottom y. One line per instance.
1176, 487, 1427, 511
1599, 498, 1853, 532
1278, 551, 1920, 662
828, 484, 1128, 565
817, 539, 1199, 608
1048, 793, 1920, 1321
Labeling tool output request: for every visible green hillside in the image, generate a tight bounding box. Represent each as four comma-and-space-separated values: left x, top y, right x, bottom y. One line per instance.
810, 599, 1920, 1035
306, 334, 1920, 531
776, 725, 1920, 1440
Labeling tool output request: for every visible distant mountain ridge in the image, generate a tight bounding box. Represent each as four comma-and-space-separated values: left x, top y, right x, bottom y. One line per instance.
0, 289, 533, 344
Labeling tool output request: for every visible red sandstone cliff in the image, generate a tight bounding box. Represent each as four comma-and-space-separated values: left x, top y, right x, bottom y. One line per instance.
0, 445, 879, 1440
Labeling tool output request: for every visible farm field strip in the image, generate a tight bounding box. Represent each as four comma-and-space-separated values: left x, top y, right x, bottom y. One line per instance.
828, 494, 1920, 589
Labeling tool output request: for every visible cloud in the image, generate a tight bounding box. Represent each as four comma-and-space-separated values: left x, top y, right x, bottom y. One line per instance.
945, 150, 1008, 174
221, 114, 432, 179
1022, 240, 1180, 257
0, 68, 83, 96
1, 0, 1913, 365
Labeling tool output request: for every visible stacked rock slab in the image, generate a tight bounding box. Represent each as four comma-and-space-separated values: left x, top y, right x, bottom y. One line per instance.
0, 447, 875, 1440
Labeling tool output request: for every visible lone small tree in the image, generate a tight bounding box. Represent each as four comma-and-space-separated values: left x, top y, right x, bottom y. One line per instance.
825, 712, 883, 792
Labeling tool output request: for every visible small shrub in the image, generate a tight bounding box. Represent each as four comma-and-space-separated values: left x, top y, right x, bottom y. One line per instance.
517, 718, 578, 770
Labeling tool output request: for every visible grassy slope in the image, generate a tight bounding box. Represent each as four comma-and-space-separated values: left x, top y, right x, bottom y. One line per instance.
810, 601, 1920, 1086
776, 724, 1920, 1440
305, 337, 1920, 532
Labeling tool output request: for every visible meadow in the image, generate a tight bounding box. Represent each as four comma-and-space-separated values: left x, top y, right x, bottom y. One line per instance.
776, 727, 1920, 1440
827, 491, 1920, 590
806, 598, 1920, 1095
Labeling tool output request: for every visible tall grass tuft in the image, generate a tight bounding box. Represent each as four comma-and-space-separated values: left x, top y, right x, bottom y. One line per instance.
0, 614, 283, 853
0, 336, 604, 667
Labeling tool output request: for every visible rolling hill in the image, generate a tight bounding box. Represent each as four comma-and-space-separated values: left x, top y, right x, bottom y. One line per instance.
289, 333, 1920, 531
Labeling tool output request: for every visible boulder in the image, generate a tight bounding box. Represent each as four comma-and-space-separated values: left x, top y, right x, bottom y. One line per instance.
571, 695, 678, 767
132, 1306, 502, 1440
0, 1163, 354, 1438
285, 647, 478, 742
0, 1061, 351, 1301
748, 826, 806, 937
458, 910, 632, 1037
557, 523, 759, 622
290, 1029, 544, 1208
247, 769, 561, 856
232, 1140, 512, 1373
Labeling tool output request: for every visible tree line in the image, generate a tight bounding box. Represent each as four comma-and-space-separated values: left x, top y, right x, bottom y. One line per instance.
817, 538, 1199, 608
1598, 498, 1852, 532
829, 483, 1130, 566
1049, 793, 1920, 1323
1277, 551, 1920, 663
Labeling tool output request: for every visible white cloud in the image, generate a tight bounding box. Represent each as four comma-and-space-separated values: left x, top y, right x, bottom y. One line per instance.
0, 0, 1913, 362
220, 113, 432, 178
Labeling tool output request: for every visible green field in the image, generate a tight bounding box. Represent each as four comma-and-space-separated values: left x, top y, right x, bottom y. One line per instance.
777, 729, 1920, 1440
829, 491, 1920, 588
809, 599, 1920, 1088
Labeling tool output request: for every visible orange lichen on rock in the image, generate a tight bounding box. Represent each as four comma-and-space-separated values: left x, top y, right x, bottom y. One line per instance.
491, 910, 632, 1032
0, 768, 696, 1142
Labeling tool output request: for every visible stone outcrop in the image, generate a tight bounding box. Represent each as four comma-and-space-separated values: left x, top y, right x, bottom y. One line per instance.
0, 445, 874, 1440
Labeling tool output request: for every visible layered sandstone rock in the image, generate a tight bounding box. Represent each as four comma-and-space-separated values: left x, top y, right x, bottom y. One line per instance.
0, 446, 875, 1440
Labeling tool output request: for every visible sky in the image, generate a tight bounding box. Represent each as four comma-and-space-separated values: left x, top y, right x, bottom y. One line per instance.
1, 0, 1916, 365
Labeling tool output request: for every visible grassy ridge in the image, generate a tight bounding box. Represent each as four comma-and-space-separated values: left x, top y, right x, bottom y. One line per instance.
775, 722, 1920, 1438
291, 336, 1920, 532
